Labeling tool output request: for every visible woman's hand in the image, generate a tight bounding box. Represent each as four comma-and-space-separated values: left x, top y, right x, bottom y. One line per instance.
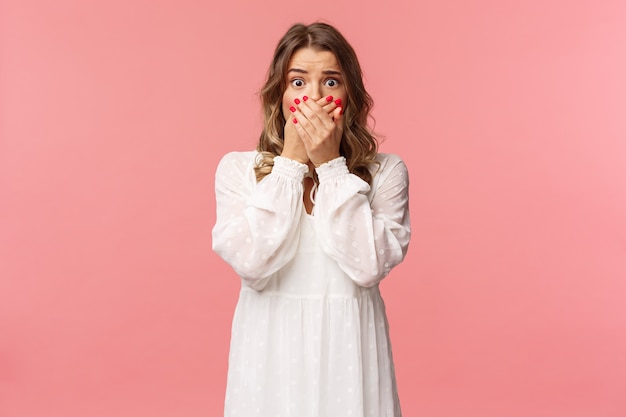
290, 96, 344, 167
281, 111, 309, 164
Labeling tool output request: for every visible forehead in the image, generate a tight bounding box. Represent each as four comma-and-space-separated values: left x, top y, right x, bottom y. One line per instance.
287, 47, 340, 71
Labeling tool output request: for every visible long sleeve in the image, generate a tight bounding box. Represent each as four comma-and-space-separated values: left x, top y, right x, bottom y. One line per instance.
212, 152, 308, 290
313, 154, 411, 288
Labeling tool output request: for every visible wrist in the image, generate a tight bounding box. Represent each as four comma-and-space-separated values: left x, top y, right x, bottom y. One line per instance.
280, 151, 309, 165
312, 154, 341, 168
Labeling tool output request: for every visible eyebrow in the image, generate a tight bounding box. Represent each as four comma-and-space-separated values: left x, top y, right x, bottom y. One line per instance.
287, 68, 342, 76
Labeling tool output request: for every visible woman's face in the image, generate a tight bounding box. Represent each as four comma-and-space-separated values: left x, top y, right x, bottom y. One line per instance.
282, 47, 347, 118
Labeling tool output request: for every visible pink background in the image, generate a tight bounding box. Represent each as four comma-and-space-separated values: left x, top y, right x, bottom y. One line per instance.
1, 0, 625, 416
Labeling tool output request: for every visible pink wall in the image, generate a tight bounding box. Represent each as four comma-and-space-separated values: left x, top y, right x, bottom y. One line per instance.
1, 0, 625, 416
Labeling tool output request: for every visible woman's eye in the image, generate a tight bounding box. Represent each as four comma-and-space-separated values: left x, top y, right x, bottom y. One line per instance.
324, 79, 339, 87
291, 79, 304, 87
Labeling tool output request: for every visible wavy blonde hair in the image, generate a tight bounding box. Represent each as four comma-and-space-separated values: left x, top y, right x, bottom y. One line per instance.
254, 22, 378, 185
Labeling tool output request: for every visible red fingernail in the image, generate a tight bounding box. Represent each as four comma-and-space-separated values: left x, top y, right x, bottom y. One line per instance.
303, 96, 308, 101
289, 106, 296, 112
326, 95, 333, 102
293, 118, 298, 124
335, 98, 342, 106
294, 98, 300, 105
339, 107, 343, 115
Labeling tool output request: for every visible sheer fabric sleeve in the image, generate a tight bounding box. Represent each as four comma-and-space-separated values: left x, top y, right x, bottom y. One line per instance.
212, 153, 308, 290
313, 155, 411, 288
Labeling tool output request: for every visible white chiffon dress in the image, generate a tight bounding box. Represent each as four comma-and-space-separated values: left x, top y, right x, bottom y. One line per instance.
212, 151, 411, 417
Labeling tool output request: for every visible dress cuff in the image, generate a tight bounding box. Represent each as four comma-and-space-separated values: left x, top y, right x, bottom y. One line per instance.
272, 156, 309, 181
315, 156, 349, 183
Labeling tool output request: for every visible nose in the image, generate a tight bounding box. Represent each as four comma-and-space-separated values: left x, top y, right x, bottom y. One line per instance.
307, 84, 321, 101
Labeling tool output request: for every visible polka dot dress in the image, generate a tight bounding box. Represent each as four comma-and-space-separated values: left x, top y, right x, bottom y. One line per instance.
213, 152, 410, 417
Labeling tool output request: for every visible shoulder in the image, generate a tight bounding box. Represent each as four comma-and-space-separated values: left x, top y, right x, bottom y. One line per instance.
375, 153, 405, 167
373, 153, 408, 177
217, 150, 259, 169
216, 150, 259, 175
368, 153, 409, 192
215, 151, 259, 186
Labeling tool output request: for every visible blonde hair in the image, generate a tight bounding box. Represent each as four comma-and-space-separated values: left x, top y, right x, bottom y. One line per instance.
254, 22, 378, 184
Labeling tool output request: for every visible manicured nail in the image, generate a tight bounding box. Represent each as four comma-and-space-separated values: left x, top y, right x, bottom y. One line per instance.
334, 98, 342, 106
326, 95, 333, 102
294, 98, 300, 105
292, 118, 298, 124
339, 107, 343, 115
289, 106, 296, 112
303, 96, 308, 101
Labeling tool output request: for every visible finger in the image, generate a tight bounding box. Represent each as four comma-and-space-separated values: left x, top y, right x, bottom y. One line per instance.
326, 98, 343, 121
294, 96, 342, 143
320, 96, 340, 114
291, 114, 316, 153
293, 99, 324, 138
331, 105, 344, 130
290, 106, 314, 143
284, 108, 298, 137
283, 112, 311, 163
317, 97, 342, 130
314, 95, 338, 113
287, 104, 310, 140
315, 96, 330, 106
296, 96, 332, 130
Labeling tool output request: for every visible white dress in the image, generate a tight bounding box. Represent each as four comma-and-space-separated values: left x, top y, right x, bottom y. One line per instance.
212, 152, 411, 417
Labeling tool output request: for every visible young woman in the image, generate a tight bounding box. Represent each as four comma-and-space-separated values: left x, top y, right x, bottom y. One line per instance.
212, 22, 411, 417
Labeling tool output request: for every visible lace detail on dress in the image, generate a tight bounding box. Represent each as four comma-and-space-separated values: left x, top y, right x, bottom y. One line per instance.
315, 156, 349, 183
273, 156, 309, 180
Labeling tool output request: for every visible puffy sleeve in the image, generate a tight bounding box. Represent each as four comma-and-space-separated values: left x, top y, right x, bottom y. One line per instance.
313, 155, 411, 287
211, 152, 308, 290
